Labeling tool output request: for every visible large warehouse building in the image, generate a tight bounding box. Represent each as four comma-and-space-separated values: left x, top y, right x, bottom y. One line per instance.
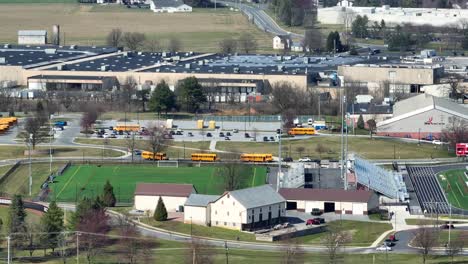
377, 94, 468, 139
279, 188, 378, 215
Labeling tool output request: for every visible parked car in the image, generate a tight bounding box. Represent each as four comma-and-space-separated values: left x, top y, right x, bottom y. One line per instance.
313, 218, 325, 224
263, 136, 269, 142
440, 223, 455, 229
133, 150, 142, 156
219, 132, 225, 137
128, 209, 145, 215
176, 131, 183, 135
233, 129, 239, 133
283, 157, 293, 162
244, 133, 250, 138
109, 126, 113, 130
432, 140, 446, 145
311, 208, 322, 216
269, 136, 275, 141
226, 132, 232, 136
170, 130, 176, 135
273, 224, 282, 230
103, 133, 110, 138
188, 132, 193, 137
384, 239, 395, 247
388, 235, 397, 242
97, 134, 103, 138
298, 157, 312, 162
163, 134, 173, 139
282, 222, 291, 228
110, 134, 117, 138
225, 137, 231, 141
376, 245, 392, 251
306, 219, 320, 225
206, 133, 212, 137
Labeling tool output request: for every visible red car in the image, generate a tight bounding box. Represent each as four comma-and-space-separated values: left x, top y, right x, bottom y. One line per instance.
306, 219, 321, 225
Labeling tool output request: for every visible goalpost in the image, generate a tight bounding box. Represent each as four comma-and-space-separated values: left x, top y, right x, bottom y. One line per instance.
157, 160, 179, 168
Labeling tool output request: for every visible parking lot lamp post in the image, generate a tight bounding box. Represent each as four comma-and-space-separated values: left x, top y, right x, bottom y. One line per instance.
50, 114, 53, 175
29, 133, 33, 196
277, 115, 282, 192
448, 205, 451, 247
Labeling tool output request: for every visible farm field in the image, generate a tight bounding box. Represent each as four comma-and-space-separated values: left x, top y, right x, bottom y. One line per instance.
217, 136, 453, 160
437, 169, 468, 210
0, 4, 273, 53
48, 164, 267, 202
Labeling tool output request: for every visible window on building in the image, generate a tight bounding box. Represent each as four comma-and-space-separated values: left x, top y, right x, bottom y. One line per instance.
233, 223, 236, 227
227, 211, 229, 216
215, 210, 217, 215
389, 71, 396, 79
227, 194, 230, 198
216, 221, 218, 225
221, 201, 224, 205
224, 222, 227, 226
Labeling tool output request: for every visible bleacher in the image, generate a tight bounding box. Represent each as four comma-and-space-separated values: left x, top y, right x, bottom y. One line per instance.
407, 166, 451, 215
354, 157, 408, 201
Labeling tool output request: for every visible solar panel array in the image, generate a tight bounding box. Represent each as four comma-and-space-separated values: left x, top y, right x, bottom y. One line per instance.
407, 166, 451, 215
354, 157, 408, 200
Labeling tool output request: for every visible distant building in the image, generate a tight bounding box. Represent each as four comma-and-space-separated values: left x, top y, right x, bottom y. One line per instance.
134, 183, 196, 213
273, 35, 291, 50
18, 30, 47, 45
377, 93, 468, 140
184, 194, 219, 226
279, 188, 378, 215
291, 41, 304, 52
150, 0, 192, 13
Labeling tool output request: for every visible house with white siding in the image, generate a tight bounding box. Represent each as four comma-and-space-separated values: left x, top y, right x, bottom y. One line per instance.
210, 185, 286, 231
150, 0, 192, 13
184, 194, 219, 226
134, 183, 195, 213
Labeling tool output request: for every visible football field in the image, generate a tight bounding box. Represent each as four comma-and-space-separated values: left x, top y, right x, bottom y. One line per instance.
48, 164, 267, 203
437, 169, 468, 210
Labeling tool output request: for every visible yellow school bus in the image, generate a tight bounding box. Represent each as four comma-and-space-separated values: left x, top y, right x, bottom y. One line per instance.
288, 127, 316, 135
240, 154, 273, 162
115, 124, 140, 132
191, 153, 218, 162
142, 151, 168, 160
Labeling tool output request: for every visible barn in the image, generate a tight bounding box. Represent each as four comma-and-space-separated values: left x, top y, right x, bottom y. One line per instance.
279, 188, 379, 215
183, 194, 219, 226
377, 93, 468, 140
134, 183, 195, 213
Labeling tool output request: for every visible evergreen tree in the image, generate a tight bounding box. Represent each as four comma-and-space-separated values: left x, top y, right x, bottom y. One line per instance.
148, 81, 176, 117
102, 180, 117, 207
153, 197, 168, 221
357, 114, 365, 129
352, 15, 369, 38
70, 197, 93, 229
8, 195, 28, 249
40, 201, 64, 252
175, 77, 206, 113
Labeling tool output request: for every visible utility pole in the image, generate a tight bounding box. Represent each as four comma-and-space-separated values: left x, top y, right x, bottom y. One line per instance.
76, 231, 80, 264
7, 235, 11, 264
29, 133, 32, 196
50, 114, 53, 175
225, 241, 229, 264
448, 205, 452, 247
340, 90, 345, 190
277, 115, 282, 192
344, 112, 349, 190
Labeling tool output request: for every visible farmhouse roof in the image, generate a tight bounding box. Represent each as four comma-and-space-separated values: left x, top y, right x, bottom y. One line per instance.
134, 183, 194, 197
152, 0, 185, 7
279, 188, 374, 203
224, 185, 286, 209
185, 194, 219, 207
18, 30, 47, 36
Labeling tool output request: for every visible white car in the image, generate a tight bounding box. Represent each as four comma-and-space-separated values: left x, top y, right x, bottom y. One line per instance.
376, 245, 392, 251
432, 140, 444, 145
298, 157, 312, 162
103, 133, 110, 138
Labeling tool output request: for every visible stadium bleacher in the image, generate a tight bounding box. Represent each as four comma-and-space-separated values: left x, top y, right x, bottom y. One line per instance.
407, 166, 451, 215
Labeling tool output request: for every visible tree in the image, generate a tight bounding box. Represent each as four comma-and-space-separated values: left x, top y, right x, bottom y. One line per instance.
136, 88, 150, 112
326, 31, 343, 52
303, 27, 322, 53
321, 225, 352, 264
122, 32, 147, 51
296, 146, 305, 157
238, 33, 257, 54
216, 163, 243, 191
281, 235, 305, 264
78, 207, 110, 264
366, 119, 376, 138
218, 38, 237, 54
315, 143, 329, 158
442, 116, 468, 148
175, 77, 206, 113
462, 34, 468, 50
70, 197, 94, 230
8, 195, 28, 250
147, 124, 168, 161
445, 238, 464, 263
80, 109, 98, 136
148, 81, 176, 117
23, 223, 40, 257
412, 226, 438, 264
168, 36, 182, 53
352, 15, 369, 38
117, 217, 156, 264
186, 238, 216, 264
153, 196, 168, 221
102, 180, 117, 207
106, 28, 123, 47
144, 39, 161, 52
357, 114, 365, 129
40, 201, 64, 252
23, 111, 48, 150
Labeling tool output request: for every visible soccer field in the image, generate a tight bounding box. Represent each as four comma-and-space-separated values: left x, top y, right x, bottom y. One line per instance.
437, 169, 468, 210
49, 164, 267, 203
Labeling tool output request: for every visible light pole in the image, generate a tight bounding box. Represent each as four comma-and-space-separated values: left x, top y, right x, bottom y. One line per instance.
448, 205, 452, 247
7, 235, 11, 264
277, 115, 282, 192
50, 114, 54, 175
29, 133, 32, 196
76, 231, 81, 264
224, 241, 229, 264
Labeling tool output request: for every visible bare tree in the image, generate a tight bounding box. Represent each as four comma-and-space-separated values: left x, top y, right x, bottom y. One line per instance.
122, 32, 147, 51
168, 36, 182, 53
23, 115, 48, 150
271, 82, 312, 115
315, 143, 329, 158
238, 33, 257, 54
412, 226, 438, 264
252, 128, 259, 142
144, 39, 161, 52
296, 146, 305, 157
445, 237, 464, 263
126, 132, 137, 163
147, 124, 168, 161
366, 119, 376, 139
447, 73, 463, 101
185, 238, 215, 264
442, 116, 468, 148
106, 28, 123, 48
321, 225, 352, 264
216, 163, 243, 191
218, 38, 238, 54
117, 216, 156, 264
77, 208, 110, 264
303, 27, 322, 53
281, 235, 305, 264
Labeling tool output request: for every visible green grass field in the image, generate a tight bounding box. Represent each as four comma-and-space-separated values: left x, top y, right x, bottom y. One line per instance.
437, 169, 468, 210
0, 205, 42, 233
49, 164, 267, 202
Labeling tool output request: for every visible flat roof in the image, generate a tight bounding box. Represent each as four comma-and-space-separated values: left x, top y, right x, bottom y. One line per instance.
279, 188, 374, 203
28, 75, 115, 81
135, 183, 193, 197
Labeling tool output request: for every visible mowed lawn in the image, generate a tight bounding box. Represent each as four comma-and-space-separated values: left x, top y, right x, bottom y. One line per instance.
0, 4, 273, 52
437, 169, 468, 210
0, 162, 66, 198
0, 205, 42, 233
49, 164, 267, 202
217, 136, 453, 160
